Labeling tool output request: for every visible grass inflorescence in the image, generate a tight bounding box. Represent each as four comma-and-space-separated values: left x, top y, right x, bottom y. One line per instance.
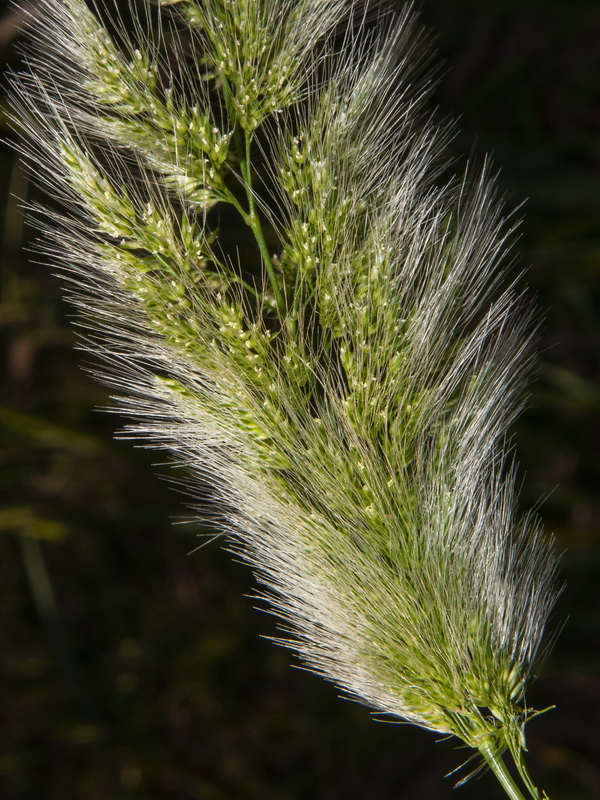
9, 1, 560, 797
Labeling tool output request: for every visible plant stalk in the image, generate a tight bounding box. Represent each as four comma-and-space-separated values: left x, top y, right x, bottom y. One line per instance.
241, 130, 287, 320
479, 742, 544, 800
221, 80, 287, 322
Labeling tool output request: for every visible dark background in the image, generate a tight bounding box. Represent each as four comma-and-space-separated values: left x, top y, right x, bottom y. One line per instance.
0, 0, 598, 797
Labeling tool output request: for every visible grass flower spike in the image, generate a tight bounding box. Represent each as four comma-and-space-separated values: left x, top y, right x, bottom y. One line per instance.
10, 0, 560, 797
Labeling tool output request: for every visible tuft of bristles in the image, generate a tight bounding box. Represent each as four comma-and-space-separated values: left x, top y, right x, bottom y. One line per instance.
9, 0, 559, 796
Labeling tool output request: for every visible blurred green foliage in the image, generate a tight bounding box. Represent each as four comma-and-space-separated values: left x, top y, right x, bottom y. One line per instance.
0, 0, 598, 797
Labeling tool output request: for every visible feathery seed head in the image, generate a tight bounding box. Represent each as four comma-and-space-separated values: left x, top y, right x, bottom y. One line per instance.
9, 0, 560, 796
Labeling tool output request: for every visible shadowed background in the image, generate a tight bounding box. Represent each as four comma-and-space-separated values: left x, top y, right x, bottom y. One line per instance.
0, 0, 598, 797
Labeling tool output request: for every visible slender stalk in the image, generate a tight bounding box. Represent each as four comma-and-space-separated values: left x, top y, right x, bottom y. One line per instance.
222, 79, 287, 320
512, 746, 547, 800
241, 130, 287, 319
479, 742, 542, 800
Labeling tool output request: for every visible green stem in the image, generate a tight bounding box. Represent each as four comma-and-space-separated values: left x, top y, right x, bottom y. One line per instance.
479, 743, 530, 800
511, 744, 546, 800
241, 130, 287, 319
221, 80, 288, 324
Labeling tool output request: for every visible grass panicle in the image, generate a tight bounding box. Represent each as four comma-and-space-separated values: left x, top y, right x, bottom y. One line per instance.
9, 1, 560, 797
